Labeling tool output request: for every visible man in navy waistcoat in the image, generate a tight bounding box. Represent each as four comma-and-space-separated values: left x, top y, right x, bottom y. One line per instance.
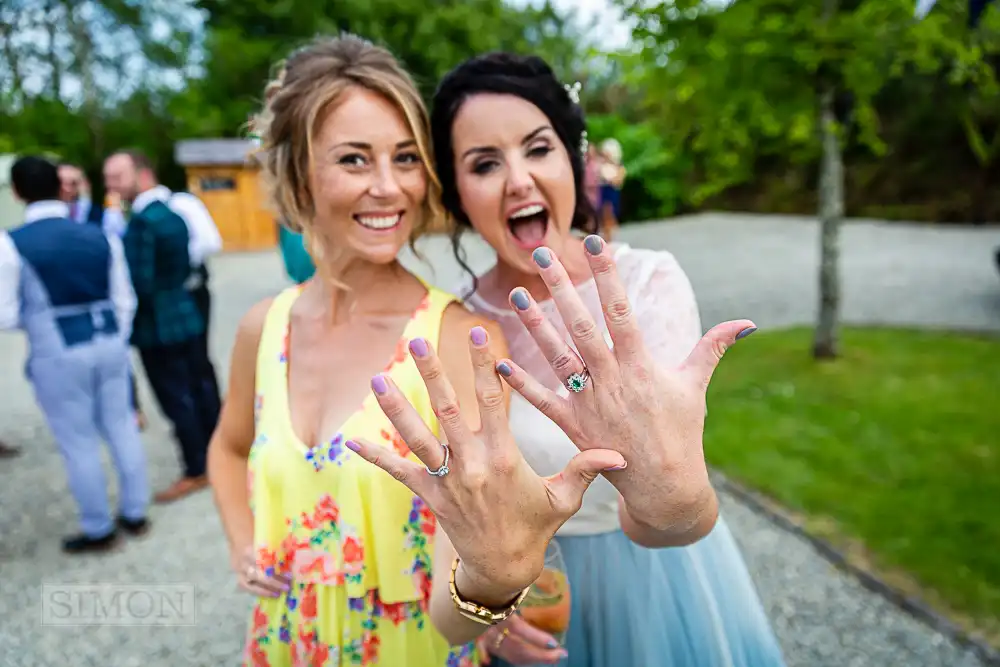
0, 155, 150, 553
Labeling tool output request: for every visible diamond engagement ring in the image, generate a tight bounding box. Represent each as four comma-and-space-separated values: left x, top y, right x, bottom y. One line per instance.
565, 369, 590, 393
425, 443, 451, 477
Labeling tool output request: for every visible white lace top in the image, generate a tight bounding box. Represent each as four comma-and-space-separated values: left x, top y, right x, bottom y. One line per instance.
464, 243, 704, 536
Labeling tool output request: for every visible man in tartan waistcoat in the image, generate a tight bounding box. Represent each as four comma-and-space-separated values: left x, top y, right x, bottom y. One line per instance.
104, 149, 215, 503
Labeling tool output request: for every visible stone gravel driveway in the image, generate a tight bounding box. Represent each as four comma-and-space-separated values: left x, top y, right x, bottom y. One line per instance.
1, 213, 997, 666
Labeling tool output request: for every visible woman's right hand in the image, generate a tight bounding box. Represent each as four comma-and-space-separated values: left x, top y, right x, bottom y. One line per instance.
346, 326, 626, 606
476, 615, 568, 665
232, 544, 290, 598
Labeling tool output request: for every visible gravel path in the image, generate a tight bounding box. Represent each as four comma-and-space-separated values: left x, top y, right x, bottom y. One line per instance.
1, 213, 997, 667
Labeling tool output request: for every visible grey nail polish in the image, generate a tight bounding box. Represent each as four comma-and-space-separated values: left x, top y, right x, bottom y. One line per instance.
584, 235, 603, 255
497, 362, 512, 377
735, 326, 757, 340
532, 247, 552, 268
547, 639, 559, 649
511, 288, 530, 311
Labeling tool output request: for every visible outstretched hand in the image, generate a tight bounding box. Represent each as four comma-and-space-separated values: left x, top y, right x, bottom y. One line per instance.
345, 326, 626, 600
496, 236, 757, 535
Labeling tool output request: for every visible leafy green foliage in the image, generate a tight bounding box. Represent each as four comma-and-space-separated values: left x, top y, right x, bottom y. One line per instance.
611, 0, 999, 218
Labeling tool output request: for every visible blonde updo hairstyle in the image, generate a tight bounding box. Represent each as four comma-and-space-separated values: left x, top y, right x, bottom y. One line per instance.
250, 33, 443, 272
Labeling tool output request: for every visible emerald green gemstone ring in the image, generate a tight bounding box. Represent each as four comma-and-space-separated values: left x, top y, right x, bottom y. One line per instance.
565, 369, 590, 393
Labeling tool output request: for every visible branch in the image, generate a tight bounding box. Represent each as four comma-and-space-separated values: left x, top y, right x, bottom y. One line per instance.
43, 0, 63, 100
0, 14, 25, 102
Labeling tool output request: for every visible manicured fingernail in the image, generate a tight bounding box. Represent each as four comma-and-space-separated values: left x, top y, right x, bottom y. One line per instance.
546, 639, 559, 649
735, 326, 757, 340
470, 326, 488, 346
511, 288, 530, 311
345, 440, 361, 453
496, 362, 512, 377
584, 235, 603, 255
409, 337, 428, 358
532, 247, 552, 268
371, 375, 388, 394
604, 461, 628, 471
558, 649, 569, 658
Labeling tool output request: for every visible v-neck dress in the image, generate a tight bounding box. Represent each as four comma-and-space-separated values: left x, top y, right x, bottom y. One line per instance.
243, 283, 478, 667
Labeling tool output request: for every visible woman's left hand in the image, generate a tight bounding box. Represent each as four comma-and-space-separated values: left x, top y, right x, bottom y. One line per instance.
475, 615, 567, 665
497, 235, 757, 536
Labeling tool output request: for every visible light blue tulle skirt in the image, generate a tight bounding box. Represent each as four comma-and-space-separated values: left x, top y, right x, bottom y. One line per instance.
494, 516, 786, 667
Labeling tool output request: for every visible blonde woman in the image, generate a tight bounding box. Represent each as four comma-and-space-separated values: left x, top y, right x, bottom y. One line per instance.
205, 35, 517, 665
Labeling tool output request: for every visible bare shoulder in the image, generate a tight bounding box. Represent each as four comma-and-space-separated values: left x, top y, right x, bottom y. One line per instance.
436, 301, 509, 396
440, 301, 509, 359
232, 296, 276, 356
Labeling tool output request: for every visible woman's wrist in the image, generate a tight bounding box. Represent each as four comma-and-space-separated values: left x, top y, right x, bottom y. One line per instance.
622, 482, 718, 538
454, 560, 528, 611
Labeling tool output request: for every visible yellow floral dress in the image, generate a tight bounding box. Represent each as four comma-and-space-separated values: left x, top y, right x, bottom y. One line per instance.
243, 283, 478, 667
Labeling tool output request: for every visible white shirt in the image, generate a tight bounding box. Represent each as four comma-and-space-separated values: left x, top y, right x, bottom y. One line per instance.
133, 185, 222, 268
0, 200, 136, 340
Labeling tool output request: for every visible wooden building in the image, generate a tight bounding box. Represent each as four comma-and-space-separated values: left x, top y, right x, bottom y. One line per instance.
174, 139, 277, 251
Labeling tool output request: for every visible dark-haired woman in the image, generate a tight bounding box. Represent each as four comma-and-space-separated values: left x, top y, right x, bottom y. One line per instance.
423, 53, 786, 667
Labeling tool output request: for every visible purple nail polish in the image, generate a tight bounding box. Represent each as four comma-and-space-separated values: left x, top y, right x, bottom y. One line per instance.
604, 461, 628, 471
345, 440, 361, 453
470, 326, 488, 346
408, 337, 428, 358
371, 375, 388, 395
735, 326, 757, 340
496, 362, 512, 377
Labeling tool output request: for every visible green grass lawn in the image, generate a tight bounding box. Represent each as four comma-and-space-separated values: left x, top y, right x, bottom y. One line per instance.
704, 327, 1000, 643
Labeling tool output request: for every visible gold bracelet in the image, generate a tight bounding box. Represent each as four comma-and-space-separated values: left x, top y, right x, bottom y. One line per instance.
448, 557, 529, 626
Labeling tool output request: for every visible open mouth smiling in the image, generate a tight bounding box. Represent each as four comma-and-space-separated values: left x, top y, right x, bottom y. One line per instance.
507, 203, 549, 250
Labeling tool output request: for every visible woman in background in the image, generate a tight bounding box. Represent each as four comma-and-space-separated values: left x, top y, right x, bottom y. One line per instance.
277, 223, 316, 285
596, 138, 624, 242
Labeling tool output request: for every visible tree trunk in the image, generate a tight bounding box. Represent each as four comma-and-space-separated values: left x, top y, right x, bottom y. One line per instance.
64, 0, 104, 156
44, 1, 63, 101
0, 13, 25, 104
813, 86, 844, 359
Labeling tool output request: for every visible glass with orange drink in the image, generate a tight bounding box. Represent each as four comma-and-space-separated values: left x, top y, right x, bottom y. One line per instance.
518, 540, 570, 663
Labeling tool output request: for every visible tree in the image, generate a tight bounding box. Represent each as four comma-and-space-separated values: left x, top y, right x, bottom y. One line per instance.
0, 0, 199, 187
614, 0, 994, 359
189, 0, 589, 139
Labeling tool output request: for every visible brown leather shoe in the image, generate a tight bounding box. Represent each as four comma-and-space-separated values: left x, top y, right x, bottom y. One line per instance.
154, 476, 208, 504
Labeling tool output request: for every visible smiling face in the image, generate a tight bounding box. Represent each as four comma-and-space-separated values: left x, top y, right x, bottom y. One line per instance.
307, 86, 428, 266
450, 93, 577, 274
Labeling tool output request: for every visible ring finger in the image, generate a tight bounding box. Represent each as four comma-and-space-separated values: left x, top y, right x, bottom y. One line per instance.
370, 372, 450, 471
509, 287, 590, 393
